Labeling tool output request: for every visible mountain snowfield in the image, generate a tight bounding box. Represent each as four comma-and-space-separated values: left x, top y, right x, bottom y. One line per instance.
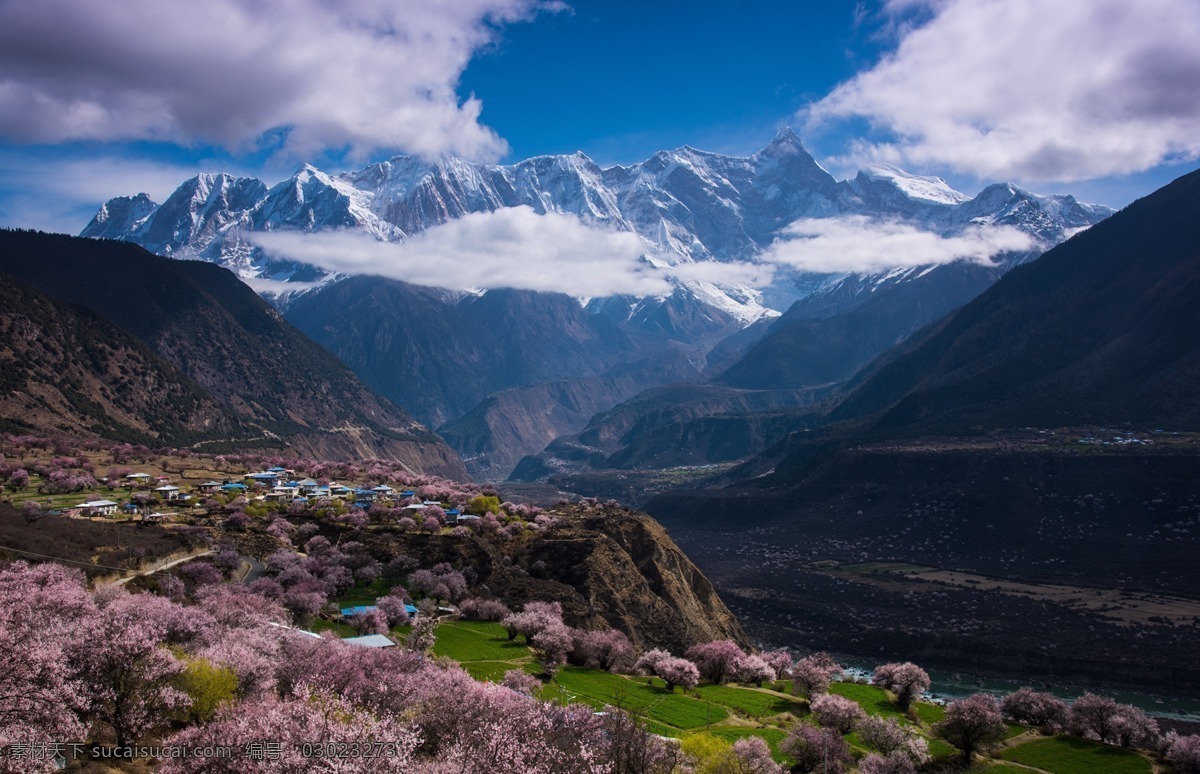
81, 129, 1112, 323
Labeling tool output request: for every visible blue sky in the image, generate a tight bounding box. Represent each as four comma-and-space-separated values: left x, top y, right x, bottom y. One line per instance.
1, 0, 1198, 234
456, 1, 874, 165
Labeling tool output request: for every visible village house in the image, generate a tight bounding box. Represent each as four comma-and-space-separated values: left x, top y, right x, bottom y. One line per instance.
74, 499, 119, 517
343, 634, 395, 648
154, 484, 182, 500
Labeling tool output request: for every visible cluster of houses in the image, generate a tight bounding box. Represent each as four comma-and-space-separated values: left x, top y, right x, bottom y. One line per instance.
67, 467, 477, 526
265, 620, 397, 649
68, 472, 184, 519
263, 601, 433, 649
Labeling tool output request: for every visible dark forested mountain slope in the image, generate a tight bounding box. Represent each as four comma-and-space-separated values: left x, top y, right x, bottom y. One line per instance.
0, 274, 239, 443
643, 169, 1200, 691
0, 230, 465, 476
286, 276, 640, 428
717, 260, 1007, 391
285, 276, 714, 478
830, 168, 1200, 434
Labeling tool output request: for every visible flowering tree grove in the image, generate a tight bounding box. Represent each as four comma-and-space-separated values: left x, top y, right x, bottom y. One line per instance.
936, 693, 1007, 766
871, 662, 931, 710
0, 562, 92, 753
655, 657, 701, 692
781, 724, 852, 774
1168, 734, 1200, 773
790, 652, 841, 698
811, 693, 867, 734
731, 654, 777, 687
684, 640, 746, 684
1001, 687, 1068, 728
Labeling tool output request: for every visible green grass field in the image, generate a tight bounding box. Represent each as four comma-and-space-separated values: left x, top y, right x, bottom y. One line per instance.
333, 577, 390, 607
1000, 736, 1151, 774
1003, 723, 1027, 740
692, 684, 806, 719
308, 607, 1159, 774
461, 660, 537, 682
310, 618, 356, 637
706, 727, 789, 763
431, 621, 531, 662
912, 700, 946, 725
828, 682, 908, 720
549, 667, 729, 731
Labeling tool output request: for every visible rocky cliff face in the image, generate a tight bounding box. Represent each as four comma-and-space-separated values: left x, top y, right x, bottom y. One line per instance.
355, 502, 748, 653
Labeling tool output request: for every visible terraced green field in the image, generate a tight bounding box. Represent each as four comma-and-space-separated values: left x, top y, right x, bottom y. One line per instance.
431, 621, 529, 662
828, 682, 908, 720
692, 684, 806, 718
355, 622, 1162, 774
912, 700, 946, 725
999, 736, 1151, 774
549, 667, 729, 731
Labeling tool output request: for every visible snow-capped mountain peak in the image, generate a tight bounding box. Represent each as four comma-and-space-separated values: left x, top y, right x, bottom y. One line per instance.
857, 164, 970, 206
81, 132, 1113, 322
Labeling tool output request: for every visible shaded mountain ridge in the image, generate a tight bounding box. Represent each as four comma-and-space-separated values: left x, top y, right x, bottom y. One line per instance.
0, 230, 466, 477
640, 167, 1200, 690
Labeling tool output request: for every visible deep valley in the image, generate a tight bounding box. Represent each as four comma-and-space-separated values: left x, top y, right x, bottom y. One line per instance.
647, 431, 1200, 694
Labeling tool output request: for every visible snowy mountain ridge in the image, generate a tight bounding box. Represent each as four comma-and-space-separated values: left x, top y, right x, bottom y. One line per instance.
82, 129, 1113, 321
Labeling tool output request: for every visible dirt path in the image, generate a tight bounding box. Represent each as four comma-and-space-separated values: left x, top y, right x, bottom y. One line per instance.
112, 549, 212, 585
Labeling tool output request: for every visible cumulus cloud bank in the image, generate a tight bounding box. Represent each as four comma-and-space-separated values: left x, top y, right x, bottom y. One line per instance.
0, 0, 560, 161
759, 216, 1034, 274
254, 207, 1027, 295
808, 0, 1200, 182
252, 206, 676, 297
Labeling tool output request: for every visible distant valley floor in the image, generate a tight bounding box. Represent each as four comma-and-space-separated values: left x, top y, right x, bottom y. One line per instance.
646, 430, 1200, 696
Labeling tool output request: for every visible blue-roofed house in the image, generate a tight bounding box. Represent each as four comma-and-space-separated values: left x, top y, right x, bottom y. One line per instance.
341, 603, 419, 619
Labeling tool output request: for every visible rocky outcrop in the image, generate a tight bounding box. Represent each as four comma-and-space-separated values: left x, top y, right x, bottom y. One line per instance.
352, 502, 748, 654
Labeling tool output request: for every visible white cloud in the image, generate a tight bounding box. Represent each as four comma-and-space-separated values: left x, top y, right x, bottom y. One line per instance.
665, 260, 777, 288
0, 0, 561, 161
251, 206, 677, 297
240, 276, 325, 297
808, 0, 1200, 182
759, 216, 1033, 274
0, 151, 248, 233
